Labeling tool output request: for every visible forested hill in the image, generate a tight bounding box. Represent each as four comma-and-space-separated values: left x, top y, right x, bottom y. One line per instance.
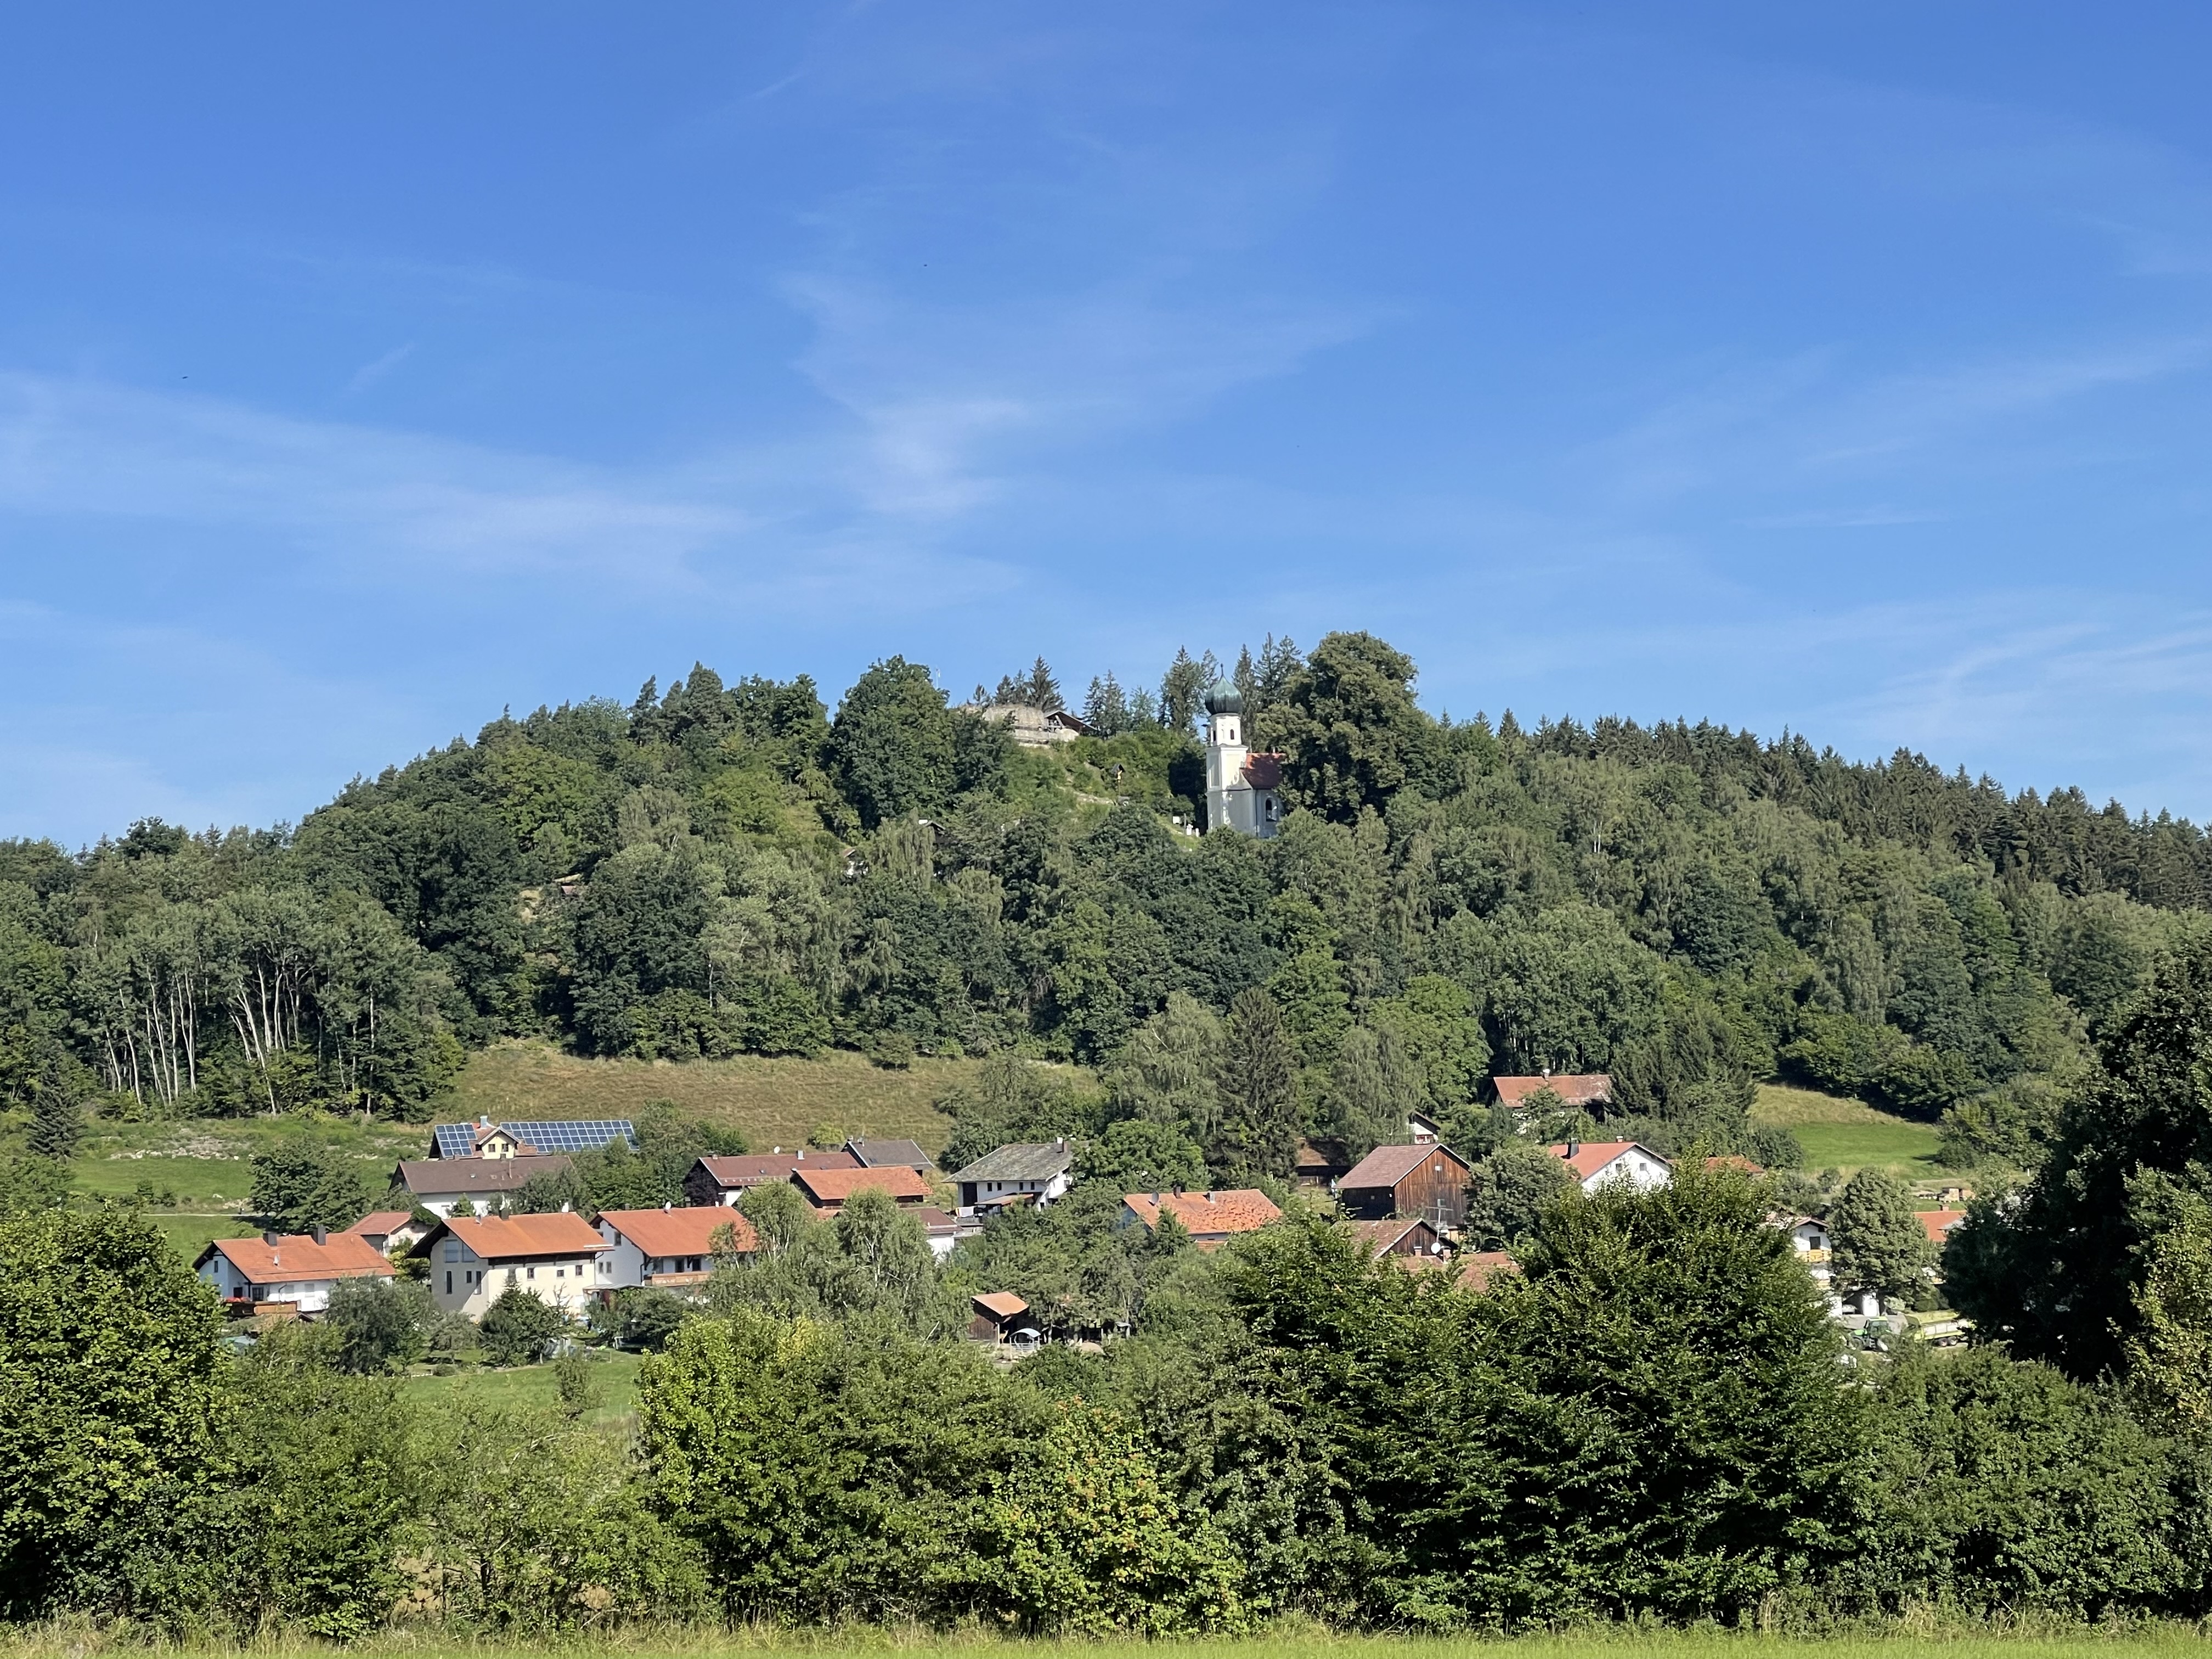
4, 631, 2209, 1174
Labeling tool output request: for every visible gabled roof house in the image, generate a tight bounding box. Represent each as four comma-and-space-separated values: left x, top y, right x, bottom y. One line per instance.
683, 1148, 860, 1208
1120, 1188, 1282, 1248
595, 1206, 758, 1296
411, 1212, 609, 1319
195, 1230, 394, 1314
949, 1140, 1075, 1216
1336, 1142, 1473, 1228
1549, 1140, 1672, 1193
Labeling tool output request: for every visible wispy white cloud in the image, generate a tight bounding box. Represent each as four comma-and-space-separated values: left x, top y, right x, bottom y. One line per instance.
343, 341, 416, 394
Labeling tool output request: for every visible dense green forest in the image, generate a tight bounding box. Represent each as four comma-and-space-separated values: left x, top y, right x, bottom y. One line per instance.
14, 630, 2212, 1635
7, 631, 2212, 1183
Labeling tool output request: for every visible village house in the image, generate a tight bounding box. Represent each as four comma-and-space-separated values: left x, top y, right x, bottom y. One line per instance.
843, 1137, 936, 1175
791, 1163, 932, 1211
968, 1291, 1043, 1345
682, 1147, 860, 1207
1918, 1209, 1967, 1246
1549, 1139, 1672, 1193
194, 1229, 394, 1314
1293, 1139, 1347, 1190
1407, 1110, 1442, 1146
1336, 1142, 1474, 1228
949, 1140, 1075, 1216
1345, 1216, 1446, 1260
594, 1206, 758, 1297
1120, 1188, 1282, 1248
341, 1210, 426, 1255
426, 1117, 636, 1159
391, 1154, 572, 1218
412, 1212, 609, 1319
1494, 1073, 1614, 1114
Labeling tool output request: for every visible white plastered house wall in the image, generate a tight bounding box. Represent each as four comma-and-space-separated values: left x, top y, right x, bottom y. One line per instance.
196, 1256, 347, 1314
428, 1237, 605, 1319
1577, 1147, 1672, 1193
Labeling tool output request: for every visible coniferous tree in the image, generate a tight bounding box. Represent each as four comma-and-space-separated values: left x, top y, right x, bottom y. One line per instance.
1158, 649, 1212, 736
1084, 673, 1130, 736
1024, 657, 1064, 713
24, 1069, 83, 1163
1209, 989, 1299, 1180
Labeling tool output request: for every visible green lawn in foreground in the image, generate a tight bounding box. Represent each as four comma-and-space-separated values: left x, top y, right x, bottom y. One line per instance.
1752, 1084, 1947, 1178
9, 1627, 2208, 1658
402, 1349, 646, 1426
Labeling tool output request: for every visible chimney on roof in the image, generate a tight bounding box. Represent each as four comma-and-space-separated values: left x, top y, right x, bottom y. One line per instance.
311, 1225, 326, 1245
1541, 1066, 1551, 1078
263, 1231, 283, 1246
1567, 1137, 1579, 1159
664, 1200, 673, 1211
1205, 1192, 1217, 1204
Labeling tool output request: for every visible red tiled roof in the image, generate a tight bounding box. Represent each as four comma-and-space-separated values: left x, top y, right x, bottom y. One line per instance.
1548, 1141, 1669, 1181
1917, 1209, 1966, 1243
200, 1232, 394, 1288
343, 1210, 414, 1238
1122, 1189, 1282, 1236
597, 1206, 759, 1258
1339, 1142, 1471, 1190
973, 1291, 1028, 1319
1456, 1250, 1521, 1290
432, 1212, 608, 1262
1242, 753, 1284, 789
1705, 1155, 1765, 1175
1495, 1074, 1614, 1108
694, 1150, 860, 1188
792, 1165, 930, 1204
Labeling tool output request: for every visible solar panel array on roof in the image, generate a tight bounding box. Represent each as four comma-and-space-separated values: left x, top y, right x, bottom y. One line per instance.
430, 1120, 636, 1158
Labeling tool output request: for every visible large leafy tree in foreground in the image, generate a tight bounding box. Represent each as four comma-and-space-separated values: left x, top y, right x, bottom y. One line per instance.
1945, 940, 2212, 1378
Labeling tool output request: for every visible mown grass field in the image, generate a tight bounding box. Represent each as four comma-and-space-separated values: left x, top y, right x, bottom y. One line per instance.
449, 1041, 989, 1155
402, 1350, 646, 1426
7, 1626, 2209, 1658
1752, 1084, 1947, 1179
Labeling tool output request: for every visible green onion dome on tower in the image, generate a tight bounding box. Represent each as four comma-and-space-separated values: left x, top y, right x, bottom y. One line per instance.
1203, 679, 1243, 716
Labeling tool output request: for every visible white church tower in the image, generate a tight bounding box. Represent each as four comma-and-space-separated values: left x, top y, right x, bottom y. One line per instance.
1203, 679, 1282, 837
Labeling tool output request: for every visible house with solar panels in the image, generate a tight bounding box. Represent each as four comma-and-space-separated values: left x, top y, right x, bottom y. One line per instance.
395, 1117, 641, 1219
428, 1117, 638, 1159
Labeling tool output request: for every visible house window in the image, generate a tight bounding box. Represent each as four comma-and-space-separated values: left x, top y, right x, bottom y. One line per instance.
445, 1271, 453, 1294
444, 1241, 461, 1261
506, 1269, 517, 1285
527, 1266, 537, 1279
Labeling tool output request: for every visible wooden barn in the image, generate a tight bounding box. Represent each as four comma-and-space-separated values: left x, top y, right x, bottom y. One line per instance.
1335, 1142, 1472, 1229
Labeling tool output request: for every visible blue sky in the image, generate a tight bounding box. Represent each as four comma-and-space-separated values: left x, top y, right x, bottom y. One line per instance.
2, 2, 2208, 845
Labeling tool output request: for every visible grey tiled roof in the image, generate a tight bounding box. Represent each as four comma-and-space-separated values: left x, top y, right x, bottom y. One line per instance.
847, 1138, 935, 1171
949, 1141, 1074, 1183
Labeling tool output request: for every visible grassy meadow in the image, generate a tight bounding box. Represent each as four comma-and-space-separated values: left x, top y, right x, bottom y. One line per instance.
449, 1041, 981, 1155
1752, 1084, 1948, 1181
403, 1348, 646, 1426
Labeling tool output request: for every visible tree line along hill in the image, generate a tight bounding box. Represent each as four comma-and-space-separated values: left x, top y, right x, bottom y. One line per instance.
6, 629, 2212, 1197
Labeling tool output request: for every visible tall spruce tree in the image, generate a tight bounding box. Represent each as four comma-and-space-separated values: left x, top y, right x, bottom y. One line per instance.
1209, 989, 1299, 1181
